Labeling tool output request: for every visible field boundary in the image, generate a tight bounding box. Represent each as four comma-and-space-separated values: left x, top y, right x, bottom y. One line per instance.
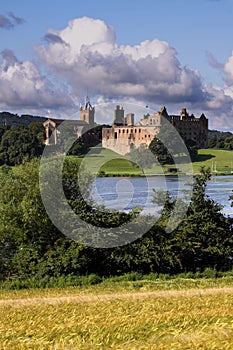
1, 286, 233, 307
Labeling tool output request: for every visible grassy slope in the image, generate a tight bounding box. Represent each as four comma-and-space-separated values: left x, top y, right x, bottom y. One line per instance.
74, 148, 233, 176
1, 278, 233, 349
192, 149, 233, 175
71, 148, 144, 176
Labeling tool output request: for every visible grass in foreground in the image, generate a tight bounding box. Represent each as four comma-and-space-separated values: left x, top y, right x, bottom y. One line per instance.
1, 277, 233, 349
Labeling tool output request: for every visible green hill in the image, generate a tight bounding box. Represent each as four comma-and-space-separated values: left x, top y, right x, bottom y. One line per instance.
0, 111, 46, 127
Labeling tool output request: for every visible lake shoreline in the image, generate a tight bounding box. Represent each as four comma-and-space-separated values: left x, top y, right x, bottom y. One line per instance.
97, 172, 232, 178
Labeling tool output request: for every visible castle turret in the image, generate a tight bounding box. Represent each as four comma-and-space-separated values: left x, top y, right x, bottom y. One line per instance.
113, 105, 124, 126
125, 113, 134, 126
180, 108, 188, 120
160, 106, 168, 117
80, 96, 95, 126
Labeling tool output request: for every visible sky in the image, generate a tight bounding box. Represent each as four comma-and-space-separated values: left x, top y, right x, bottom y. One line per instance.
1, 0, 233, 131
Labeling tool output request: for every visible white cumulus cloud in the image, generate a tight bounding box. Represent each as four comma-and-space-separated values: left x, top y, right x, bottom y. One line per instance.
36, 16, 206, 106
0, 49, 74, 116
222, 51, 233, 84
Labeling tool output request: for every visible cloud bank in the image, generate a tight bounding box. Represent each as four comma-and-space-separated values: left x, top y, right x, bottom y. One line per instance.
0, 16, 233, 130
37, 17, 206, 105
0, 49, 74, 114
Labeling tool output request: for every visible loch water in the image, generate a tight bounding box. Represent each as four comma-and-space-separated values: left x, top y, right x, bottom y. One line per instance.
92, 175, 233, 217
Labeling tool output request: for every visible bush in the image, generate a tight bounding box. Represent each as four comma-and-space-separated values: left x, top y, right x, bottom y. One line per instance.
0, 274, 103, 290
86, 274, 103, 285
201, 268, 218, 279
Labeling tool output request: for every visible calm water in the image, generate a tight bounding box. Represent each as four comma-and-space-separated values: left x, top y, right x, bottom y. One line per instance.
92, 175, 233, 217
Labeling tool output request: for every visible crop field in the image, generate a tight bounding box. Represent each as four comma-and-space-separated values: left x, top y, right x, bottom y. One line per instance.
1, 278, 233, 349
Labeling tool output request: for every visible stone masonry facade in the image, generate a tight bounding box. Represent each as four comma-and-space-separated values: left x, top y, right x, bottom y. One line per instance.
102, 106, 208, 155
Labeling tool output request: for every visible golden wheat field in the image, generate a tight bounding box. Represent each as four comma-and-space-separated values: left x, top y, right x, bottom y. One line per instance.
1, 279, 233, 350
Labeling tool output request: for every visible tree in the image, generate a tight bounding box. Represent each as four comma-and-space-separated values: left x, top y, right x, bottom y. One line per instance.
0, 123, 45, 165
0, 158, 140, 279
208, 137, 218, 148
127, 144, 156, 174
154, 167, 233, 273
149, 121, 188, 164
149, 136, 174, 164
208, 130, 233, 150
0, 159, 64, 278
28, 122, 45, 156
224, 136, 233, 150
68, 137, 89, 156
150, 132, 198, 164
185, 139, 198, 162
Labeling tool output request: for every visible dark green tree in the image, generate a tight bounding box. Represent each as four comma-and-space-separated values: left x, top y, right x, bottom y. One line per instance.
127, 144, 156, 174
224, 136, 233, 150
149, 136, 174, 164
0, 123, 45, 165
149, 122, 188, 164
154, 167, 233, 273
68, 137, 88, 156
0, 158, 139, 279
185, 139, 198, 161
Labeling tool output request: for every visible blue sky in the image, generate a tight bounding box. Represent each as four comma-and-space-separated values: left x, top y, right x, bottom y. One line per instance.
1, 0, 233, 130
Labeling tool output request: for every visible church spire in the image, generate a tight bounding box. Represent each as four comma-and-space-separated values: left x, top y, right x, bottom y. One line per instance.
84, 95, 93, 110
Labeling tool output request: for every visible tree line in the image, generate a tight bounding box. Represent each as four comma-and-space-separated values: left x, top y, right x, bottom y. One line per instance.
208, 135, 233, 150
208, 129, 233, 149
0, 123, 45, 166
0, 158, 232, 283
0, 123, 108, 166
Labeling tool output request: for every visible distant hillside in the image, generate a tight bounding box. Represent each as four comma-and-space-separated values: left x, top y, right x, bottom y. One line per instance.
0, 111, 47, 127
208, 129, 233, 139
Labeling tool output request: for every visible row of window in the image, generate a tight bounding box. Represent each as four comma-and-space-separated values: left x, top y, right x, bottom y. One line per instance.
107, 128, 155, 135
105, 135, 151, 141
105, 128, 145, 134
118, 128, 141, 134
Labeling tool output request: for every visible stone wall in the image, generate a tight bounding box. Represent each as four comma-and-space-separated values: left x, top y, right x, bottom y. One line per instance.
102, 106, 208, 154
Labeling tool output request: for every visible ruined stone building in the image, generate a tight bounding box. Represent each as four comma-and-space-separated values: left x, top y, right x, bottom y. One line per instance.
102, 105, 208, 155
43, 98, 208, 154
43, 96, 95, 145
